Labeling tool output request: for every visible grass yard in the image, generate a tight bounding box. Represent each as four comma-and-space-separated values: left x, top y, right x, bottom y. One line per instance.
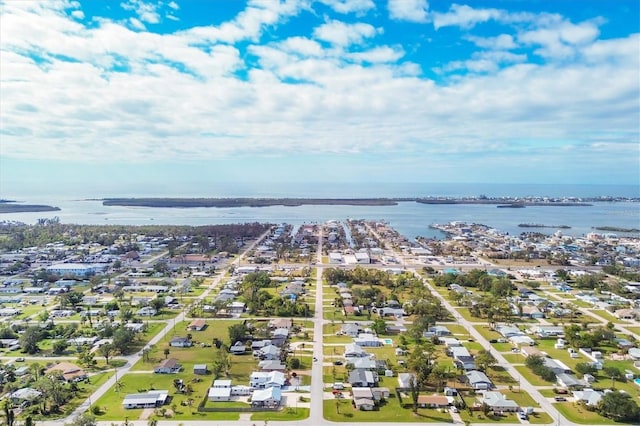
501, 354, 524, 364
472, 325, 503, 341
514, 366, 555, 386
592, 310, 626, 324
251, 407, 309, 421
554, 401, 617, 424
323, 398, 454, 423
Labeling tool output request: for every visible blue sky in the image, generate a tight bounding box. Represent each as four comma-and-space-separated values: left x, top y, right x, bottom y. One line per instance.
1, 0, 639, 197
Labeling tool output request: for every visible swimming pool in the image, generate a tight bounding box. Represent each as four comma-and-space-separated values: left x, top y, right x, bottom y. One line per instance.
634, 378, 640, 386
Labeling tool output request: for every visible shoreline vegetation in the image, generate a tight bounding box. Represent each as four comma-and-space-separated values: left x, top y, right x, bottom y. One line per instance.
0, 200, 60, 214
2, 195, 637, 214
101, 197, 599, 208
594, 226, 640, 233
519, 224, 571, 229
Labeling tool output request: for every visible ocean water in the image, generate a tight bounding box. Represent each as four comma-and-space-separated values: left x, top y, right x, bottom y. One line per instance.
1, 183, 638, 240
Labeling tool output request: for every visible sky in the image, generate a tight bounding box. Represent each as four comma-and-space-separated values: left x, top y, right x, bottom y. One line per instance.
0, 0, 639, 197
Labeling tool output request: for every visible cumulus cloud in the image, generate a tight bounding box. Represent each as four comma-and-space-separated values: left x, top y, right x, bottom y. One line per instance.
432, 4, 503, 29
388, 0, 429, 23
0, 0, 637, 186
121, 0, 160, 24
313, 20, 381, 46
319, 0, 375, 15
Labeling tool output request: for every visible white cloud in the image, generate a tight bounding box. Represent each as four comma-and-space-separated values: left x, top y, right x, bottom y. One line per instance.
348, 45, 405, 63
319, 0, 375, 15
179, 0, 303, 44
313, 20, 380, 46
71, 9, 85, 20
518, 20, 600, 59
466, 34, 517, 50
0, 0, 636, 184
129, 17, 146, 31
432, 4, 503, 30
388, 0, 429, 23
121, 0, 160, 24
168, 1, 179, 10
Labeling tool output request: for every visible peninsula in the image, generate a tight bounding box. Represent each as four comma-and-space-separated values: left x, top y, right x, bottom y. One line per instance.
102, 197, 598, 208
0, 200, 60, 214
102, 197, 401, 208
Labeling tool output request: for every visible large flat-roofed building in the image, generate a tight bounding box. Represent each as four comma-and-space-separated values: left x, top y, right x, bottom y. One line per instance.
46, 263, 107, 277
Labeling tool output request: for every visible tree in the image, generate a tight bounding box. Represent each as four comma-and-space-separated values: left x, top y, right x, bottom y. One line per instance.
164, 348, 170, 359
112, 326, 136, 355
77, 348, 96, 368
98, 343, 116, 365
603, 366, 624, 388
409, 376, 419, 413
575, 362, 597, 376
3, 400, 14, 426
64, 413, 97, 426
371, 318, 387, 335
598, 391, 640, 422
475, 350, 497, 372
19, 326, 42, 354
228, 323, 248, 345
53, 339, 69, 355
62, 291, 85, 309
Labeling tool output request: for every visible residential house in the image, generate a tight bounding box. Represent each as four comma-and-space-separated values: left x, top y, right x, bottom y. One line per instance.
344, 343, 368, 358
187, 319, 206, 331
269, 318, 293, 329
466, 371, 493, 390
341, 323, 361, 337
256, 344, 281, 360
229, 341, 247, 354
556, 373, 585, 389
136, 306, 157, 317
122, 390, 169, 409
371, 387, 390, 401
428, 326, 451, 337
250, 371, 286, 389
258, 360, 287, 372
417, 394, 449, 408
482, 392, 519, 412
349, 369, 377, 387
10, 388, 42, 405
154, 358, 181, 374
354, 333, 382, 347
351, 387, 375, 411
45, 362, 87, 383
572, 389, 603, 406
208, 385, 232, 402
170, 337, 192, 348
251, 387, 282, 408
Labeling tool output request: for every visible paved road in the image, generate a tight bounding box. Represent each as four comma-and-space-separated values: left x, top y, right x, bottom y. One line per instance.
43, 231, 272, 426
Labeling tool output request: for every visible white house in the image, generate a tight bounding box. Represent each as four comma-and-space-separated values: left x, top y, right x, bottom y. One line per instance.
251, 386, 282, 407
122, 390, 169, 409
250, 371, 286, 389
136, 306, 157, 317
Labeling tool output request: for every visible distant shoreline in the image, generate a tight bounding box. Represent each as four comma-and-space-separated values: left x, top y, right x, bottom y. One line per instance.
0, 204, 61, 213
101, 197, 598, 208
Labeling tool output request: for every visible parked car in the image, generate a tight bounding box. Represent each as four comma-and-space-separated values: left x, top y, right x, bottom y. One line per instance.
554, 397, 567, 402
15, 357, 25, 362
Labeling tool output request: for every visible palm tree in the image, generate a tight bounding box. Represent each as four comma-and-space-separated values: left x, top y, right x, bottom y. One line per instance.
164, 348, 170, 359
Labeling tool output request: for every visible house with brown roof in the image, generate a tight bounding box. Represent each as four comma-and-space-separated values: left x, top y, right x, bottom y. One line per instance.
154, 358, 181, 374
187, 319, 206, 331
417, 394, 449, 408
45, 362, 87, 383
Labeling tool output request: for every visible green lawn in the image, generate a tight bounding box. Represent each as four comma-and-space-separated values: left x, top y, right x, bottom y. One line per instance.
554, 401, 618, 424
472, 325, 502, 341
323, 398, 454, 423
514, 366, 555, 386
251, 407, 309, 421
93, 371, 240, 421
592, 310, 626, 324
